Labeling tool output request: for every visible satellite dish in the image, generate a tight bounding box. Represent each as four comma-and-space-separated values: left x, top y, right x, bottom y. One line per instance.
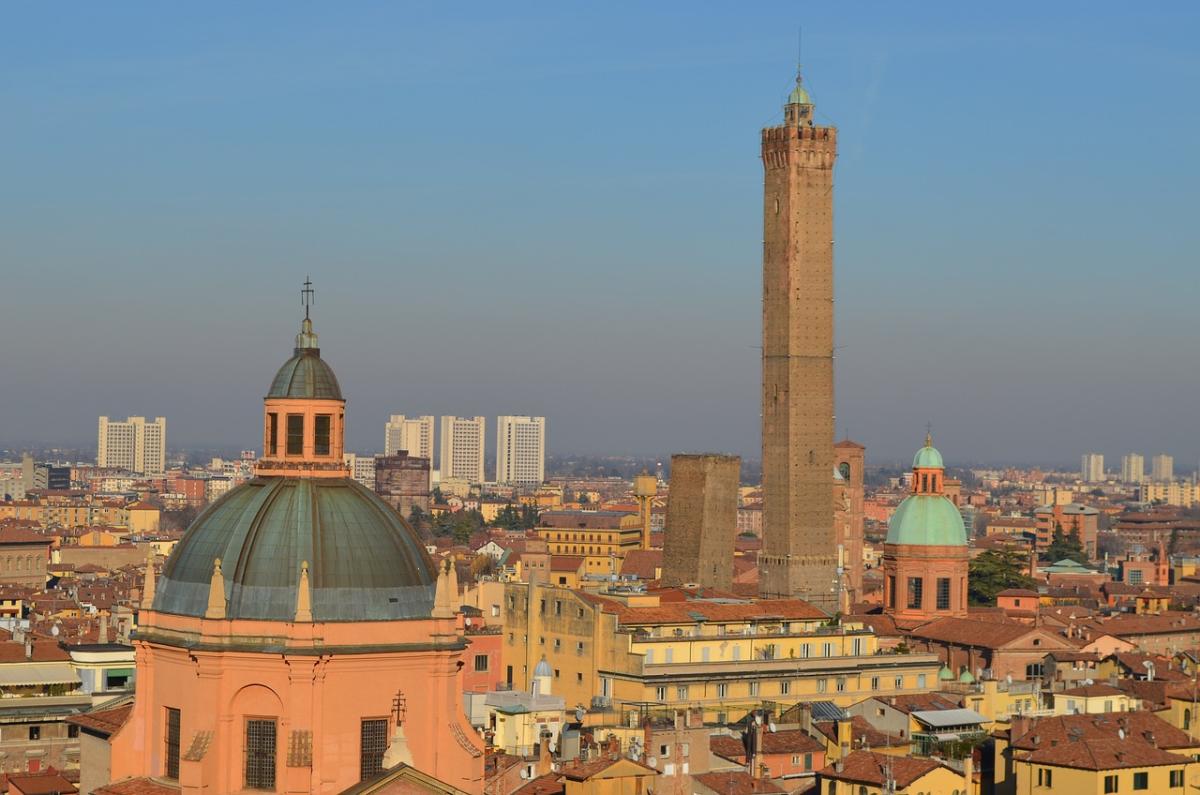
50, 625, 59, 637
575, 707, 586, 722
769, 722, 777, 733
1118, 729, 1125, 739
520, 770, 530, 780
1006, 674, 1013, 686
648, 756, 658, 768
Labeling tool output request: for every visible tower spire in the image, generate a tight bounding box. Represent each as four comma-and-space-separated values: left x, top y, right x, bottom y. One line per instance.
302, 276, 314, 320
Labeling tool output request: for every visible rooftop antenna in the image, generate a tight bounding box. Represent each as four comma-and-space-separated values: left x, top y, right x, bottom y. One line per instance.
301, 276, 315, 320
796, 27, 803, 85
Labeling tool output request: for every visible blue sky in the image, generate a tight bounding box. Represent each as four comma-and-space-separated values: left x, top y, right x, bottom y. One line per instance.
2, 3, 1198, 467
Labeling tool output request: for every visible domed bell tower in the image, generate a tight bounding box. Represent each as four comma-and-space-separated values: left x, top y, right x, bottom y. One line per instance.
256, 280, 349, 479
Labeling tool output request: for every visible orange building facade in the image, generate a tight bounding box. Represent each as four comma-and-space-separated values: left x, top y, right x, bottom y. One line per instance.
104, 299, 484, 793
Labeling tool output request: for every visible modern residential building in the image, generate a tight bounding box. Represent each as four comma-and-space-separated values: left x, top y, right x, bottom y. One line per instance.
97, 416, 166, 475
1139, 480, 1200, 508
439, 416, 485, 483
495, 415, 546, 487
1080, 453, 1104, 483
1121, 453, 1145, 485
342, 452, 376, 489
1152, 453, 1174, 482
384, 414, 434, 459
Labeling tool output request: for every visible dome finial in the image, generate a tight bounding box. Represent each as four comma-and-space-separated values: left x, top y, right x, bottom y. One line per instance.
295, 277, 320, 350
925, 422, 933, 448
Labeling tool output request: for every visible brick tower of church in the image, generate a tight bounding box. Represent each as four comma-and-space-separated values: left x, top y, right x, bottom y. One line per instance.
758, 66, 839, 610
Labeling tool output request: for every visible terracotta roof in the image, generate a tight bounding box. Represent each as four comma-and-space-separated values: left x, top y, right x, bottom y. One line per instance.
619, 550, 661, 579
510, 774, 563, 795
908, 617, 1048, 649
1058, 684, 1126, 698
7, 773, 78, 795
67, 703, 132, 736
0, 529, 51, 545
92, 779, 180, 795
602, 598, 824, 627
710, 729, 823, 762
692, 772, 784, 795
1020, 737, 1188, 771
870, 693, 959, 715
1084, 613, 1200, 638
997, 589, 1040, 598
812, 716, 905, 750
549, 556, 584, 572
557, 757, 656, 781
818, 751, 946, 788
1013, 712, 1194, 752
0, 641, 70, 663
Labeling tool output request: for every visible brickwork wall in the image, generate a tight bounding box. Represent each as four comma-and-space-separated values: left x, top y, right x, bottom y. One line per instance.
661, 454, 740, 589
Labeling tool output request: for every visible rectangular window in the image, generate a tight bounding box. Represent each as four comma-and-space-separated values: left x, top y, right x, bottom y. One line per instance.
888, 575, 897, 607
749, 681, 759, 697
717, 683, 728, 698
871, 676, 880, 690
286, 415, 304, 456
314, 414, 331, 456
816, 679, 827, 693
1039, 768, 1053, 786
1171, 769, 1184, 787
907, 577, 924, 609
676, 686, 689, 700
937, 577, 951, 610
1105, 774, 1119, 793
360, 718, 388, 781
836, 677, 846, 692
1133, 772, 1148, 790
474, 654, 489, 672
28, 726, 39, 740
268, 413, 278, 455
656, 686, 667, 701
245, 718, 277, 790
165, 708, 181, 779
780, 681, 791, 695
804, 752, 812, 770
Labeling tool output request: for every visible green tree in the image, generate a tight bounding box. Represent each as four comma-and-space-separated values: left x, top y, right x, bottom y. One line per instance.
968, 549, 1036, 606
1046, 525, 1087, 565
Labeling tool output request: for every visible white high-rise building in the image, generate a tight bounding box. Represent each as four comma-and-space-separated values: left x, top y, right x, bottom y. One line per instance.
1152, 454, 1174, 483
439, 416, 485, 483
98, 416, 167, 475
343, 453, 377, 489
496, 415, 546, 487
1121, 454, 1145, 485
384, 415, 435, 458
1081, 453, 1105, 483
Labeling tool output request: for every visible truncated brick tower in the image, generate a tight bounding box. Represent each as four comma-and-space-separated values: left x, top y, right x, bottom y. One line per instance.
758, 67, 839, 609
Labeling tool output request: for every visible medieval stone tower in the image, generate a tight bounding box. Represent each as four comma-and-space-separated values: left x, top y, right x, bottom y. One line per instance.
758, 68, 839, 610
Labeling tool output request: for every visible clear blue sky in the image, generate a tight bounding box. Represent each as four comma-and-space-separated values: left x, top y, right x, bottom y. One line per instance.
2, 2, 1198, 468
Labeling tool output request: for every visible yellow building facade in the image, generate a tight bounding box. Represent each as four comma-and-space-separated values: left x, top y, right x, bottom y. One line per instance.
503, 582, 942, 724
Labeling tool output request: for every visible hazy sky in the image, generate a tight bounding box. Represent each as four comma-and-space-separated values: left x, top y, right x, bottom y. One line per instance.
3, 3, 1199, 468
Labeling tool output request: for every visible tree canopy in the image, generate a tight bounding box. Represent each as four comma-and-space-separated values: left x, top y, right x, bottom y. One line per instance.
968, 549, 1036, 606
1046, 525, 1087, 565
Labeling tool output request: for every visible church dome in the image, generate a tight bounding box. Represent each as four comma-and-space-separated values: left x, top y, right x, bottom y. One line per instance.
153, 477, 435, 621
913, 442, 944, 469
885, 494, 966, 547
266, 316, 343, 400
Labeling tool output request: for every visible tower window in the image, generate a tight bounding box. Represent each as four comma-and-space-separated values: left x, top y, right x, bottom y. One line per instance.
314, 414, 331, 456
286, 415, 304, 456
907, 577, 924, 610
268, 413, 278, 456
921, 474, 929, 493
937, 578, 951, 610
165, 707, 181, 779
244, 718, 277, 790
360, 718, 388, 780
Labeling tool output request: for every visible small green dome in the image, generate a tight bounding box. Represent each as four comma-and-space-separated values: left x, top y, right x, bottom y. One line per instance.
886, 494, 967, 547
959, 669, 976, 684
788, 82, 811, 105
268, 349, 343, 400
938, 665, 954, 681
913, 444, 944, 469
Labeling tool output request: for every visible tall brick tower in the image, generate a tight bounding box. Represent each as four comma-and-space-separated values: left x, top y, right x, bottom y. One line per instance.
758, 67, 839, 610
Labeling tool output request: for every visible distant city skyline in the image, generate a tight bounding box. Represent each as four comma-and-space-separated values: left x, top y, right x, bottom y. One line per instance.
3, 4, 1200, 465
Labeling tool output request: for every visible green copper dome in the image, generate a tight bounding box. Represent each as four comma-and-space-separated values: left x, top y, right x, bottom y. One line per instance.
938, 665, 954, 681
959, 669, 976, 684
267, 316, 343, 400
788, 82, 812, 105
913, 443, 944, 469
154, 477, 435, 621
885, 494, 967, 547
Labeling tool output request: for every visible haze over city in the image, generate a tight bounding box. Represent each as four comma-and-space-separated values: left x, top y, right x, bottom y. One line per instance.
4, 3, 1199, 466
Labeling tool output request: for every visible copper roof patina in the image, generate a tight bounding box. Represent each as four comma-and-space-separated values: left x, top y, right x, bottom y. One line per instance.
153, 477, 435, 621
